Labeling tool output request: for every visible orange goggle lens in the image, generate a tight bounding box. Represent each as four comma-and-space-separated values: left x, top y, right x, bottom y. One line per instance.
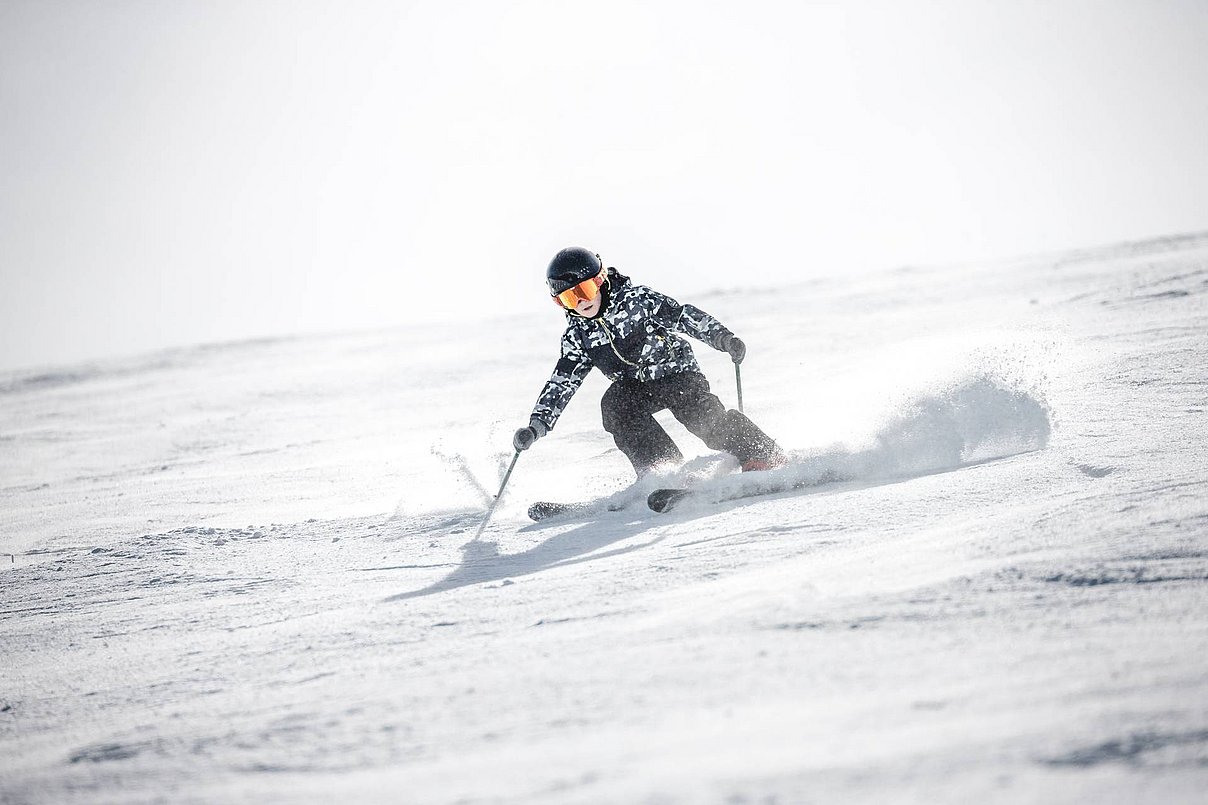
552, 271, 606, 309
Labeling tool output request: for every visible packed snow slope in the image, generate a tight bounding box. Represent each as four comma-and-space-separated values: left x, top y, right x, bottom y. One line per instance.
3, 233, 1208, 803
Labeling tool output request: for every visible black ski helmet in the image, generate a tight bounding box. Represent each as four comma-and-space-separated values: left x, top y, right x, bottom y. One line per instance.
546, 247, 603, 295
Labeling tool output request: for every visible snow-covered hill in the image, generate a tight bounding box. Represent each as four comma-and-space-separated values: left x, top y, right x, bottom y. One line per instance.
3, 234, 1207, 803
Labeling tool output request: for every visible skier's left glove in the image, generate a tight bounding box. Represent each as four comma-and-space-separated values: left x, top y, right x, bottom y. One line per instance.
721, 334, 747, 364
512, 418, 549, 452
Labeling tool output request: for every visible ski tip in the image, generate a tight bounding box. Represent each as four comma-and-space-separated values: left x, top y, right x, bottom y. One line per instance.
647, 487, 691, 513
527, 502, 558, 521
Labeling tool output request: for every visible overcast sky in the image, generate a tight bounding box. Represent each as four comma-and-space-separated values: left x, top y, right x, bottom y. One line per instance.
2, 0, 1207, 372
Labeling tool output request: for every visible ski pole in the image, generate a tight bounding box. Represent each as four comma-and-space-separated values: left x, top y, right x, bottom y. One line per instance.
473, 450, 521, 540
735, 363, 744, 413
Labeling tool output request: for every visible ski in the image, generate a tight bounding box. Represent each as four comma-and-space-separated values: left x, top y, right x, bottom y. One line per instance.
527, 500, 593, 521
527, 498, 634, 521
647, 484, 798, 513
647, 471, 843, 513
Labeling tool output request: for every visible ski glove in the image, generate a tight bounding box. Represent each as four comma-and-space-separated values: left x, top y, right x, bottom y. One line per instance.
512, 418, 549, 452
721, 334, 747, 364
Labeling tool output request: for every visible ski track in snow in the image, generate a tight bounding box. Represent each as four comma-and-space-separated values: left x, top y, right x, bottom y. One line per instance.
3, 234, 1208, 803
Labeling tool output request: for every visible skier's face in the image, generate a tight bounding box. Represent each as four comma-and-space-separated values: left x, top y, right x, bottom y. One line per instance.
574, 293, 602, 317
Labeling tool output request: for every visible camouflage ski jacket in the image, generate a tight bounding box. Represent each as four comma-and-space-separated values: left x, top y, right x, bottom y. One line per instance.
529, 269, 734, 430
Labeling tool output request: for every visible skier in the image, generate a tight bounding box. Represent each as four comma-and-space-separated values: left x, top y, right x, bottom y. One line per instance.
512, 247, 786, 478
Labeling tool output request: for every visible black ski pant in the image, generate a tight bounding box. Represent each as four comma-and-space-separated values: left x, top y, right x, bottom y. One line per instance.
600, 371, 780, 476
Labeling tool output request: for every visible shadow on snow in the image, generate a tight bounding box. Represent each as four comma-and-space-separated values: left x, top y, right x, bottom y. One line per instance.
383, 512, 664, 602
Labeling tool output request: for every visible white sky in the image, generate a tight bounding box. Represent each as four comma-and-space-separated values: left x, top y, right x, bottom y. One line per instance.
2, 0, 1207, 372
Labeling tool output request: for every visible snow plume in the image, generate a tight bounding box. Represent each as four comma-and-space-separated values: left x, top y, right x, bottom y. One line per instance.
797, 374, 1049, 483
864, 374, 1051, 474
698, 375, 1052, 505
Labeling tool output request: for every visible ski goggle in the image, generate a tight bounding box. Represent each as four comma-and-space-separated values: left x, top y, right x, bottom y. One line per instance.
551, 269, 606, 309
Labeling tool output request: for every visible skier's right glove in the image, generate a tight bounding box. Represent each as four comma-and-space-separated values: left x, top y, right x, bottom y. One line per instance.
512, 418, 549, 451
